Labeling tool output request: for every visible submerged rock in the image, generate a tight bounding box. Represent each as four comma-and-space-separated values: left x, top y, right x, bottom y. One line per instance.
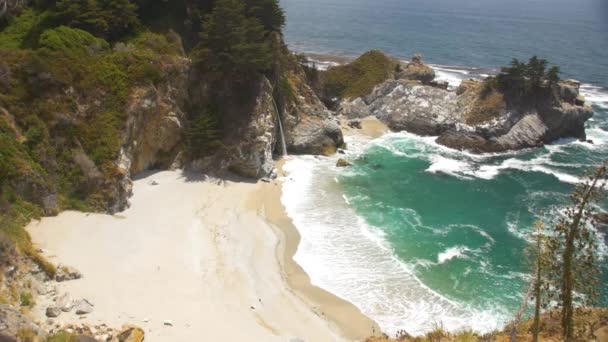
336, 159, 352, 167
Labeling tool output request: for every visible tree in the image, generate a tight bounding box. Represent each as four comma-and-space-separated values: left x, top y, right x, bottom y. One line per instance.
496, 56, 561, 100
531, 220, 550, 342
546, 66, 560, 85
187, 109, 222, 158
545, 165, 607, 341
245, 0, 285, 32
55, 0, 140, 41
192, 0, 271, 79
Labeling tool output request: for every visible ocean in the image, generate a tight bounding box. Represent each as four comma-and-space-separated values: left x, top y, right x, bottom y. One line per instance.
278, 0, 608, 336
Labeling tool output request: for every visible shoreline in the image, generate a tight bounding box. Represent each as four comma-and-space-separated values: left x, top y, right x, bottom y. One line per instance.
251, 159, 381, 341
25, 117, 389, 341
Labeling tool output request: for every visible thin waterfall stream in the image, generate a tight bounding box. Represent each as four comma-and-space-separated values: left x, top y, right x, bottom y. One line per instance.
272, 98, 288, 157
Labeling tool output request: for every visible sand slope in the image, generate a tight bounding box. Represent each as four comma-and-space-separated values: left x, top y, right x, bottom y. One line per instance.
27, 170, 374, 341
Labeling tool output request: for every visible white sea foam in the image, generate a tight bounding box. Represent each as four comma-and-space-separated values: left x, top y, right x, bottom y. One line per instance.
374, 131, 583, 184
282, 147, 510, 336
438, 246, 470, 264
580, 83, 608, 109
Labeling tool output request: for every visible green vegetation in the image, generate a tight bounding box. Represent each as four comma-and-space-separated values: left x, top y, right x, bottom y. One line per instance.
0, 9, 52, 49
0, 0, 287, 285
321, 50, 397, 100
55, 0, 140, 41
494, 56, 560, 103
45, 331, 76, 342
187, 108, 223, 158
19, 290, 33, 307
192, 0, 272, 80
0, 2, 189, 278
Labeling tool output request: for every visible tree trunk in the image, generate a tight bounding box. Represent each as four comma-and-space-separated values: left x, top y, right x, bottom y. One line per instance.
533, 261, 542, 342
511, 280, 534, 342
561, 170, 603, 341
562, 240, 574, 341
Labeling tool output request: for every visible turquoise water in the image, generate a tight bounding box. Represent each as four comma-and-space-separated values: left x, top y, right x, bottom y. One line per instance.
279, 0, 608, 335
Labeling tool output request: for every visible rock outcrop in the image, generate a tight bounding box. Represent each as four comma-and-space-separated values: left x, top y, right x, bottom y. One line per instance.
121, 56, 190, 175
338, 77, 593, 153
282, 61, 344, 155
226, 77, 277, 178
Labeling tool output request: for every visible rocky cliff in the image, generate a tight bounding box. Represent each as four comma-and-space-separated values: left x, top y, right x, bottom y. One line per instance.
336, 53, 593, 153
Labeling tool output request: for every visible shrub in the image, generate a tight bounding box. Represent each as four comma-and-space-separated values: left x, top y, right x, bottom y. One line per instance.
79, 111, 125, 165
38, 26, 109, 57
19, 291, 33, 307
0, 9, 51, 49
55, 0, 140, 41
322, 50, 397, 100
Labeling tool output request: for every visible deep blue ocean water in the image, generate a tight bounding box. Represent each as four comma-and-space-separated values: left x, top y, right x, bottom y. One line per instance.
279, 0, 608, 335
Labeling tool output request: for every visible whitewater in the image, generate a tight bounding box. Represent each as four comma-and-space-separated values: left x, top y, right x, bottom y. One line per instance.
280, 65, 608, 336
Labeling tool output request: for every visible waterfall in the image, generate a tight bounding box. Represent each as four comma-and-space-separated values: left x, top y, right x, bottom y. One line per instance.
272, 98, 288, 157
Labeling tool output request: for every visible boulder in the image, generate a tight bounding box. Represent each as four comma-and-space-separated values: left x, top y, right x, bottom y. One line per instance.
348, 120, 362, 129
288, 116, 344, 155
336, 159, 352, 167
74, 300, 94, 315
56, 293, 74, 312
55, 265, 82, 282
46, 307, 61, 318
117, 327, 145, 342
396, 55, 435, 84
0, 304, 45, 339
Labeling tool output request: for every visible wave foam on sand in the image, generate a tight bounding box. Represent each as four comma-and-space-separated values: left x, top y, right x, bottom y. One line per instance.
281, 137, 510, 336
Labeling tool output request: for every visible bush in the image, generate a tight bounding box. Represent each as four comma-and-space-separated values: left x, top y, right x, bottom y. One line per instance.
38, 26, 109, 56
0, 9, 52, 49
19, 291, 33, 307
55, 0, 140, 41
322, 50, 397, 100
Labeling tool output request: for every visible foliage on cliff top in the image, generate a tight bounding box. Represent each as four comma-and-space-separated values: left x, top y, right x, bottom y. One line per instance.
321, 50, 398, 100
0, 12, 184, 275
483, 56, 561, 108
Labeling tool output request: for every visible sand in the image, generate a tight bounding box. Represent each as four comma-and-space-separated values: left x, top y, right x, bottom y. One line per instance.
27, 169, 379, 341
340, 116, 389, 139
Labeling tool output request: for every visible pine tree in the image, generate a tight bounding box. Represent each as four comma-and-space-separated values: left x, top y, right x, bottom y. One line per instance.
245, 0, 285, 32
193, 0, 271, 79
187, 110, 222, 158
55, 0, 139, 40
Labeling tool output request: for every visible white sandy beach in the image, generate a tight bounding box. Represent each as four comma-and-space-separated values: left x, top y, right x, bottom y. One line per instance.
26, 168, 378, 341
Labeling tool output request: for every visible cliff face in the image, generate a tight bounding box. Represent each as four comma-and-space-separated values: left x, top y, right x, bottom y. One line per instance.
336, 56, 593, 153
283, 59, 344, 155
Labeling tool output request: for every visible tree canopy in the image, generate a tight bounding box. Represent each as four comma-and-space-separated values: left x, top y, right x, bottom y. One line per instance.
496, 56, 560, 98
192, 0, 272, 79
55, 0, 140, 41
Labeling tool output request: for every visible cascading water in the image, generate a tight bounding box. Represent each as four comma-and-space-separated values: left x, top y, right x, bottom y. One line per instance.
272, 98, 288, 157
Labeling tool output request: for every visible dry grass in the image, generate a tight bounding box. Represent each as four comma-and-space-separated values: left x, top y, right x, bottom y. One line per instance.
367, 309, 608, 342
464, 88, 506, 125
